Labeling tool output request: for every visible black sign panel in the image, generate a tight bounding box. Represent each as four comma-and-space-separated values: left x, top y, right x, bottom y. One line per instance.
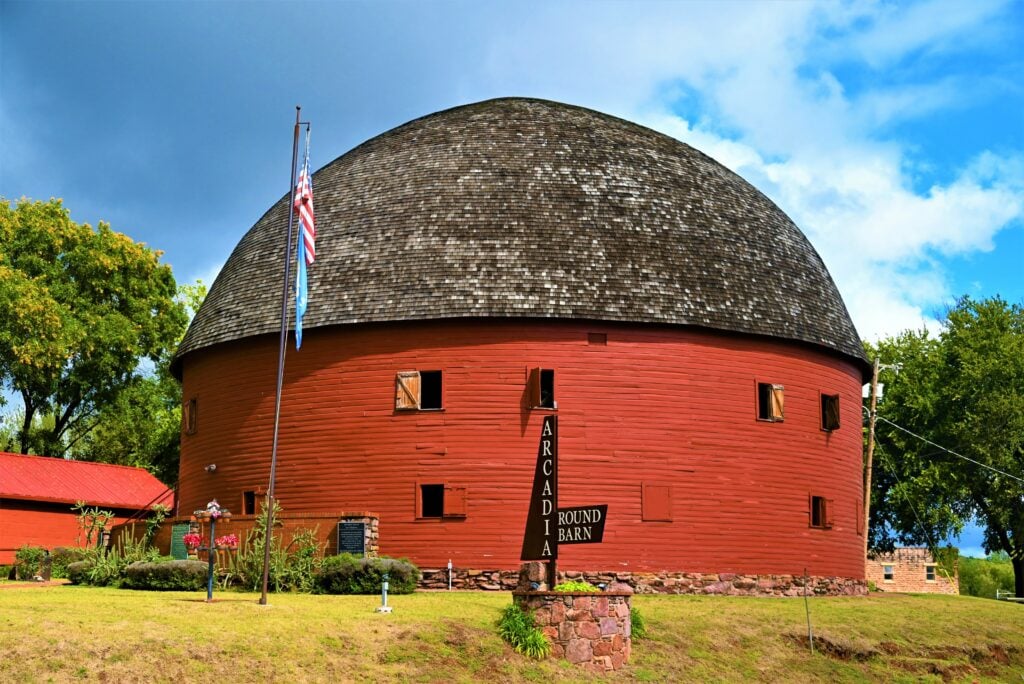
520, 415, 558, 561
558, 504, 608, 545
337, 522, 366, 556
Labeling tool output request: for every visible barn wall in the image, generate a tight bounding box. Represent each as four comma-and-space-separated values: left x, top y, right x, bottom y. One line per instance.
178, 319, 865, 579
0, 499, 139, 563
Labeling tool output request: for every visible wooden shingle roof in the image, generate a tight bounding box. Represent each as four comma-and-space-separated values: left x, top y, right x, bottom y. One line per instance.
176, 98, 867, 373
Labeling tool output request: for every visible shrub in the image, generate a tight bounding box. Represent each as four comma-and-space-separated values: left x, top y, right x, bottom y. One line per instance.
66, 561, 93, 585
50, 547, 88, 579
122, 560, 208, 591
316, 554, 419, 595
552, 580, 599, 593
14, 545, 47, 580
959, 555, 1014, 599
631, 606, 648, 640
497, 602, 550, 659
0, 565, 14, 580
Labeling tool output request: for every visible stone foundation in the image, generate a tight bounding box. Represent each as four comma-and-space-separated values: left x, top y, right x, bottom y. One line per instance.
420, 567, 867, 596
514, 591, 633, 672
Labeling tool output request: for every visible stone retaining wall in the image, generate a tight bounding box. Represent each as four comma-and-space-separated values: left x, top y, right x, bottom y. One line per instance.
514, 591, 632, 672
420, 568, 866, 596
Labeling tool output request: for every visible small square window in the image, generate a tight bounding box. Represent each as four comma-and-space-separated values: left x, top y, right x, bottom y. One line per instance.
821, 393, 840, 431
420, 484, 444, 518
528, 368, 556, 409
184, 398, 198, 434
809, 495, 833, 529
243, 490, 257, 516
642, 484, 672, 522
757, 383, 784, 421
883, 564, 894, 581
395, 371, 443, 410
926, 565, 936, 581
418, 483, 467, 519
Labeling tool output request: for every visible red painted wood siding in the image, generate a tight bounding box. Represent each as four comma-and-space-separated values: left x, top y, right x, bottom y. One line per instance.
0, 499, 138, 563
179, 319, 865, 579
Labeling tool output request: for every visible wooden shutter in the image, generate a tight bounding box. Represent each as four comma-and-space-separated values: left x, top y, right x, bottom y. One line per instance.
642, 484, 673, 521
825, 498, 835, 529
770, 384, 784, 420
527, 367, 541, 408
184, 398, 197, 434
808, 494, 815, 527
395, 371, 421, 410
443, 485, 468, 518
822, 394, 840, 430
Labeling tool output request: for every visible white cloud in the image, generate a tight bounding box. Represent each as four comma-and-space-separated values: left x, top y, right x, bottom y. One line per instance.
477, 0, 1024, 340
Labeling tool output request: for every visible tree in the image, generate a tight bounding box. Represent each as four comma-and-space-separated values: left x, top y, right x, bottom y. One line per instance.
867, 296, 1024, 596
0, 198, 187, 458
68, 281, 207, 484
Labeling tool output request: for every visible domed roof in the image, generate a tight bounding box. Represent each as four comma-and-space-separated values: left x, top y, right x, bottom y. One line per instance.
177, 98, 867, 372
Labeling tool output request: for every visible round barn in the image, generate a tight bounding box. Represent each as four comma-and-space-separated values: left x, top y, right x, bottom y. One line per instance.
173, 98, 871, 594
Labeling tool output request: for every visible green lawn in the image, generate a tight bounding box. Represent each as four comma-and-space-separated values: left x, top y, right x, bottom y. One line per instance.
0, 584, 1021, 682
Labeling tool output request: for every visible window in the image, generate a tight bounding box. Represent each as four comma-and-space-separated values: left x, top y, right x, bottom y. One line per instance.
821, 393, 840, 431
395, 370, 443, 410
417, 483, 468, 519
243, 490, 257, 516
757, 383, 784, 421
642, 484, 672, 522
528, 368, 556, 409
184, 398, 198, 434
809, 495, 834, 529
883, 565, 894, 581
926, 565, 936, 582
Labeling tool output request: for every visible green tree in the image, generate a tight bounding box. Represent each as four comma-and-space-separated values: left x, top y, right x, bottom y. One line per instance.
68, 280, 206, 484
0, 198, 187, 458
867, 296, 1024, 596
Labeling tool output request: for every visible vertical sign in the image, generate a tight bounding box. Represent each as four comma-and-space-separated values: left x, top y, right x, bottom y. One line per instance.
520, 415, 558, 561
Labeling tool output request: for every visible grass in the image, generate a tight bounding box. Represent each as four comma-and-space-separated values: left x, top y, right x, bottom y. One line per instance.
0, 584, 1021, 682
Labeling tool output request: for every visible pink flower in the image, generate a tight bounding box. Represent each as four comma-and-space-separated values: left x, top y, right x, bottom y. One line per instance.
183, 533, 202, 549
215, 534, 238, 548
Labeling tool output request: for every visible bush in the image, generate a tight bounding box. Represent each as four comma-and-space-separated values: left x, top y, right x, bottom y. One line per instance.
0, 565, 14, 580
497, 602, 551, 659
631, 606, 648, 639
959, 555, 1015, 599
50, 547, 88, 579
14, 545, 47, 580
553, 580, 599, 592
122, 560, 208, 591
316, 554, 419, 595
66, 561, 93, 585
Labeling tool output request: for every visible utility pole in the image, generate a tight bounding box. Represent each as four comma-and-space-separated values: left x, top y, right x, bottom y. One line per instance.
863, 357, 880, 563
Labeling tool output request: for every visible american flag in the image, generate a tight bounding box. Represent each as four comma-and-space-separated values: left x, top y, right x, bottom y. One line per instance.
294, 159, 316, 264
294, 134, 315, 349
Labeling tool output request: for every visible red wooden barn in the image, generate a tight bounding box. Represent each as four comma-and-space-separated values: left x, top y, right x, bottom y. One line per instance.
0, 452, 174, 563
173, 98, 872, 593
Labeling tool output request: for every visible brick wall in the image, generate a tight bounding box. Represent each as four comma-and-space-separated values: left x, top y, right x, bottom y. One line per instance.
865, 548, 958, 595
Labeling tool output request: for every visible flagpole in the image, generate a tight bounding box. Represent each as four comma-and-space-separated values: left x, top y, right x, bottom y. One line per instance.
260, 106, 302, 606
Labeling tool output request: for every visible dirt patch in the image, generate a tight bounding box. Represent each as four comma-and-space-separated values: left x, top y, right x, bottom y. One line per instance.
785, 632, 879, 661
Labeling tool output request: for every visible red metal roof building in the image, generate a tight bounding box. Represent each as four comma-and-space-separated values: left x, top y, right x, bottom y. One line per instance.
0, 452, 173, 563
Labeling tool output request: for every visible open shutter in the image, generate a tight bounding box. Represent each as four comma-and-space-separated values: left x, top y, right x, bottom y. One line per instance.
395, 371, 421, 410
808, 494, 814, 527
825, 499, 835, 529
443, 485, 467, 518
770, 384, 784, 420
527, 367, 541, 408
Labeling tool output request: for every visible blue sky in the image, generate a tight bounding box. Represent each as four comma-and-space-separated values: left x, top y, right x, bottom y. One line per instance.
2, 0, 1022, 555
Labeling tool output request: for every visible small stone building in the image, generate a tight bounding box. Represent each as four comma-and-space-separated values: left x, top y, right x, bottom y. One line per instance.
866, 548, 959, 594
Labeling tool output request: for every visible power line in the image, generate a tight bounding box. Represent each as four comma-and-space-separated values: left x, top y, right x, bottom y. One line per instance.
864, 407, 1024, 485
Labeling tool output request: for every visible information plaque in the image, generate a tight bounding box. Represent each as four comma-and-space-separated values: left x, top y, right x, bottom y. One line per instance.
337, 521, 366, 556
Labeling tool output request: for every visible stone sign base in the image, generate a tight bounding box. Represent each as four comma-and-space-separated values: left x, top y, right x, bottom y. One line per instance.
513, 590, 632, 672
